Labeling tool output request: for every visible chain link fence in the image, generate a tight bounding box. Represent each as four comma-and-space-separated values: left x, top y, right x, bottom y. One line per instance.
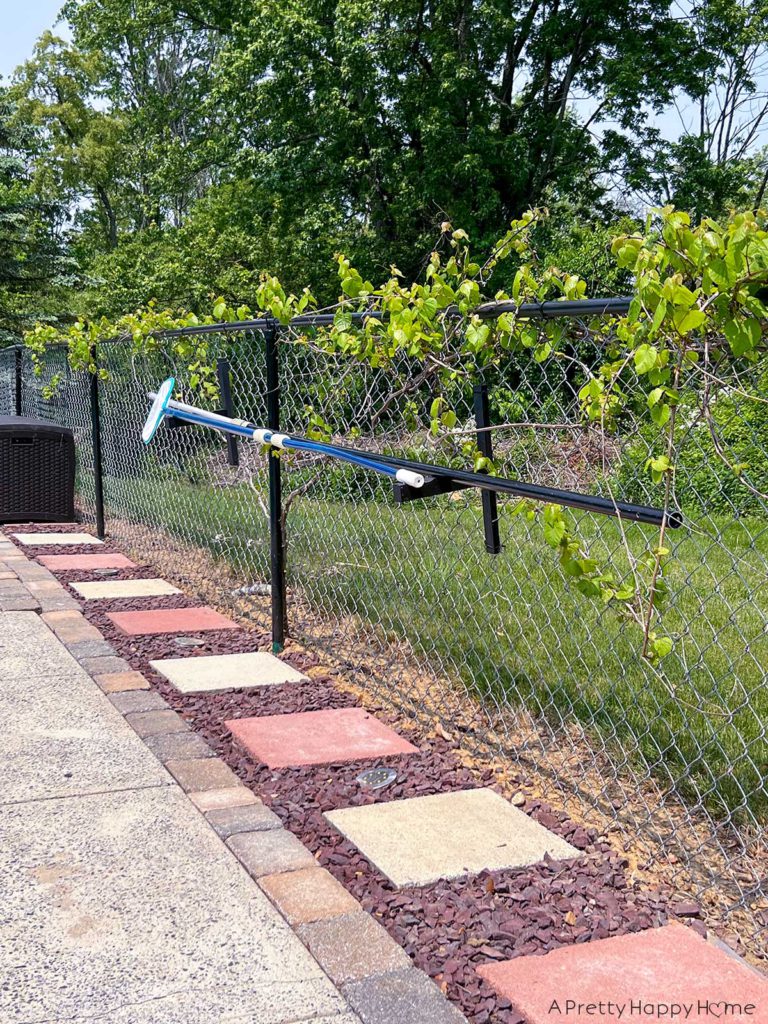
8, 307, 768, 966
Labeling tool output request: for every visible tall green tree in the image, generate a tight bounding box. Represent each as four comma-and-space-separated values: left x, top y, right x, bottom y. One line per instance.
192, 0, 702, 279
10, 0, 768, 318
0, 91, 72, 345
611, 0, 768, 217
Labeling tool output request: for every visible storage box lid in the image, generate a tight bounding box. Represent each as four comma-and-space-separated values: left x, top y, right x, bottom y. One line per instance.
0, 417, 74, 439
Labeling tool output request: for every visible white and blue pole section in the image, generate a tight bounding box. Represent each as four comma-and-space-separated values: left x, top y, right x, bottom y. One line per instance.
142, 377, 425, 489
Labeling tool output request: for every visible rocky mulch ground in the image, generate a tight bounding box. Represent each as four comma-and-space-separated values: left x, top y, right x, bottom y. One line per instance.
8, 524, 703, 1024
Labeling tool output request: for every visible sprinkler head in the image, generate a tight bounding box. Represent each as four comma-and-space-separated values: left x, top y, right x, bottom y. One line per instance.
356, 767, 398, 791
174, 636, 205, 648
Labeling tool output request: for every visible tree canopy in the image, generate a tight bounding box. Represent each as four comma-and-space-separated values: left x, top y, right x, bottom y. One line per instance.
0, 90, 73, 344
5, 0, 768, 317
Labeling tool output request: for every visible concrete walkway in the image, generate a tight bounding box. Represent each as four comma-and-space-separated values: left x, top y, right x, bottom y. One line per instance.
0, 607, 358, 1022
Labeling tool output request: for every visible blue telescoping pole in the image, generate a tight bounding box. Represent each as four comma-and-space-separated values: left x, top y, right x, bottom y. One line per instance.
144, 381, 676, 529
146, 392, 426, 485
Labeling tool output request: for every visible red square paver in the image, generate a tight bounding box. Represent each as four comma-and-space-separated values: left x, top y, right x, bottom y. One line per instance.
38, 553, 136, 570
106, 606, 239, 635
478, 925, 767, 1024
225, 707, 418, 768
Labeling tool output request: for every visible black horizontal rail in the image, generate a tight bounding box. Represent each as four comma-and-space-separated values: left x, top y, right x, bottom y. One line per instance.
20, 296, 632, 348
475, 297, 633, 319
314, 439, 680, 528
135, 296, 634, 340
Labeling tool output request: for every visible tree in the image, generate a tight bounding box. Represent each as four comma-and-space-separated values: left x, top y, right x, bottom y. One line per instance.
0, 91, 73, 345
181, 0, 702, 280
13, 2, 223, 257
12, 34, 126, 251
610, 0, 768, 218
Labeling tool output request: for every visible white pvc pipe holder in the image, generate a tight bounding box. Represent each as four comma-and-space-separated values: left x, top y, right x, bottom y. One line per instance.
251, 429, 271, 444
269, 433, 291, 449
395, 469, 425, 488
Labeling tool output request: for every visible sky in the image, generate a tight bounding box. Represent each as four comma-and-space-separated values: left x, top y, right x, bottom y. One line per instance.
0, 0, 67, 82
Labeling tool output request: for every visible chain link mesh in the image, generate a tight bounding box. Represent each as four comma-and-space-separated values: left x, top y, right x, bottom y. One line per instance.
0, 347, 16, 416
17, 315, 768, 965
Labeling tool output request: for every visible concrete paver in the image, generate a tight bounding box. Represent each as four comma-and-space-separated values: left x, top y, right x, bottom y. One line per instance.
189, 786, 261, 811
206, 802, 283, 838
25, 578, 80, 609
325, 787, 578, 886
477, 924, 768, 1023
42, 608, 107, 644
343, 968, 468, 1024
71, 577, 181, 599
12, 531, 103, 545
227, 828, 318, 877
39, 552, 136, 569
108, 605, 239, 635
145, 730, 216, 763
81, 654, 134, 675
0, 582, 40, 610
94, 670, 151, 692
165, 757, 242, 793
227, 707, 419, 768
125, 709, 190, 737
297, 912, 411, 984
109, 689, 170, 714
149, 650, 308, 693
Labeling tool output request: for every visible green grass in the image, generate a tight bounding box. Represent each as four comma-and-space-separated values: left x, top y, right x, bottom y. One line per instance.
105, 469, 768, 823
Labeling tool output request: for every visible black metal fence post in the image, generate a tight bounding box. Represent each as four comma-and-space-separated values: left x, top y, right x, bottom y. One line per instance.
14, 347, 23, 416
89, 346, 106, 539
216, 357, 239, 467
265, 319, 287, 651
473, 382, 501, 554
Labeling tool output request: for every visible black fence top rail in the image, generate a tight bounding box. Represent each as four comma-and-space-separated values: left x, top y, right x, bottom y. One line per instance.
111, 295, 634, 342
3, 295, 634, 350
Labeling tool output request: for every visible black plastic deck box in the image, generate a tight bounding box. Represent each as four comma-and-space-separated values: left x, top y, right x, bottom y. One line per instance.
0, 417, 75, 523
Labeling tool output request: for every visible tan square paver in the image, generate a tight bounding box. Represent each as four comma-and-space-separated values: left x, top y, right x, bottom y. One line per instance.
70, 578, 181, 600
149, 651, 308, 693
325, 788, 578, 887
12, 532, 103, 546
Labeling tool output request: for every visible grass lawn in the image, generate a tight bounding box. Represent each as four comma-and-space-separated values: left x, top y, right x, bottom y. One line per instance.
104, 467, 768, 823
